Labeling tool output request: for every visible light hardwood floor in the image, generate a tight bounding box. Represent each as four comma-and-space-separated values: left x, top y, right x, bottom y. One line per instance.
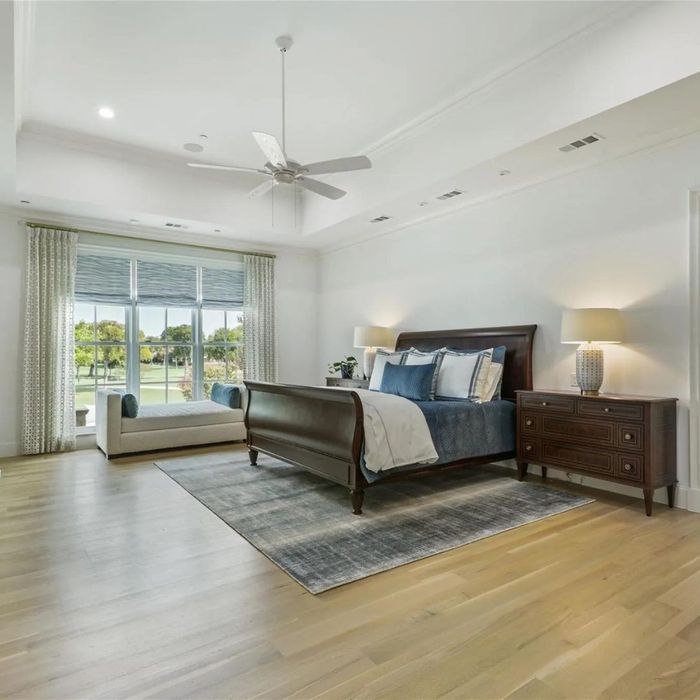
1, 444, 700, 700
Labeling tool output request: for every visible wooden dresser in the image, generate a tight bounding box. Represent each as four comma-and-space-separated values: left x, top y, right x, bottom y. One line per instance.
325, 377, 369, 389
516, 390, 677, 516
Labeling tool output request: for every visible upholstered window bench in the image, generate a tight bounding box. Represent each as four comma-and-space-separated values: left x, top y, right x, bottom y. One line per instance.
95, 388, 247, 458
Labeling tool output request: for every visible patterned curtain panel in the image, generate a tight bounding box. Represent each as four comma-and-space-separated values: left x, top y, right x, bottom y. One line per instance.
22, 227, 78, 454
243, 254, 277, 382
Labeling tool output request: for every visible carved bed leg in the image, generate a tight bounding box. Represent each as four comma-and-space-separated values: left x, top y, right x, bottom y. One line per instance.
517, 462, 528, 481
351, 489, 365, 515
248, 448, 259, 466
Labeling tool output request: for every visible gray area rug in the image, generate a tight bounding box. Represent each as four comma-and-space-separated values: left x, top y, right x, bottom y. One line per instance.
155, 452, 593, 594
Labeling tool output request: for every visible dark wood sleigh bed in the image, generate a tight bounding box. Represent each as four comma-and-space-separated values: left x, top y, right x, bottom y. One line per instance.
244, 325, 536, 514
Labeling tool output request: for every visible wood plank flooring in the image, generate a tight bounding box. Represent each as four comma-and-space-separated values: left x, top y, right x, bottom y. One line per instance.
1, 444, 700, 699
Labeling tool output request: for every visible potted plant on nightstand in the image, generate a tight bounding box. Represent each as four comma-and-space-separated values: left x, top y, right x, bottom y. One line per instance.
328, 356, 359, 380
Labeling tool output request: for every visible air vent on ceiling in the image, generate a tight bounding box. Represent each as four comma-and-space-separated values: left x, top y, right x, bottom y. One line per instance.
559, 133, 604, 153
370, 215, 391, 223
436, 189, 464, 201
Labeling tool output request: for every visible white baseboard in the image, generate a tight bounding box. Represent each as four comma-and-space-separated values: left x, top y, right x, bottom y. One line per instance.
0, 441, 19, 458
681, 486, 700, 512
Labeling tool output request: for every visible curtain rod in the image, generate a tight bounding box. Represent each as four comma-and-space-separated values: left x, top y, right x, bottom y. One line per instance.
24, 221, 277, 259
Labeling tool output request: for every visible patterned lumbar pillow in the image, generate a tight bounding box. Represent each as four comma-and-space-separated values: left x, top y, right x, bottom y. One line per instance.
368, 349, 407, 391
121, 393, 139, 418
211, 382, 241, 409
379, 362, 436, 401
435, 348, 493, 401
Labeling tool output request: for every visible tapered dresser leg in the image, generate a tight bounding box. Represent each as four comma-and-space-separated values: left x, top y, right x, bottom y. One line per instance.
248, 449, 259, 466
541, 467, 548, 481
517, 462, 528, 482
351, 489, 365, 515
643, 488, 654, 517
667, 483, 677, 509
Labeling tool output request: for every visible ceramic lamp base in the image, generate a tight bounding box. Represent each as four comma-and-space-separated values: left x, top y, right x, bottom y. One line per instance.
576, 343, 604, 395
363, 348, 377, 380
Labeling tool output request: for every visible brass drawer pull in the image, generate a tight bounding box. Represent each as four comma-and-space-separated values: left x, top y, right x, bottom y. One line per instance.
623, 463, 633, 472
525, 419, 533, 427
624, 433, 633, 441
604, 407, 611, 413
541, 401, 548, 406
525, 444, 533, 452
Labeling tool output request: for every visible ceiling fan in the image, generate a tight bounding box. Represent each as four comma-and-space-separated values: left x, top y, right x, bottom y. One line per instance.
187, 35, 371, 200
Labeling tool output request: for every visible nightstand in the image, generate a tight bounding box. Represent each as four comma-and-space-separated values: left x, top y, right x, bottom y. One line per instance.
516, 390, 677, 516
325, 377, 369, 389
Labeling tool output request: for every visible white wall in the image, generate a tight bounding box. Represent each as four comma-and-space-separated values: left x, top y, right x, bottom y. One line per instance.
0, 212, 318, 457
318, 135, 700, 498
0, 213, 25, 457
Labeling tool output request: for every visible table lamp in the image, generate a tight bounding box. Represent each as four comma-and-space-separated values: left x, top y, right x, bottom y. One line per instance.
353, 326, 391, 380
561, 308, 623, 395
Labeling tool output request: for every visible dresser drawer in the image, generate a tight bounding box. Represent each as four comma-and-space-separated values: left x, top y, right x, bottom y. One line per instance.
617, 424, 643, 452
521, 414, 539, 432
578, 399, 644, 422
616, 454, 644, 482
541, 416, 615, 448
521, 394, 575, 414
540, 441, 615, 476
520, 438, 540, 459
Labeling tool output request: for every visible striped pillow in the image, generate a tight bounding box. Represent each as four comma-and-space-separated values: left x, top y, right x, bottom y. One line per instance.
369, 349, 407, 391
404, 348, 444, 400
435, 348, 493, 401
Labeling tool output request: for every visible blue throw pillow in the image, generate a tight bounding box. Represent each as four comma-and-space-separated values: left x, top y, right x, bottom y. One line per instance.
380, 362, 436, 401
121, 393, 139, 418
211, 382, 241, 409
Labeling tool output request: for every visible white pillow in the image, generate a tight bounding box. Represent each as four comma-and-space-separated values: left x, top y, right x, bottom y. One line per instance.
480, 362, 504, 402
436, 349, 493, 401
369, 350, 406, 391
404, 348, 443, 399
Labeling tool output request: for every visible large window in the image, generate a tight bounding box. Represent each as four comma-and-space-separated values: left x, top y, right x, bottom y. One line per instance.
74, 303, 128, 426
201, 310, 244, 398
73, 251, 244, 428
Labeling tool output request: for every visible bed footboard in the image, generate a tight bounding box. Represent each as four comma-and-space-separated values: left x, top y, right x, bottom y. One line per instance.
244, 381, 367, 513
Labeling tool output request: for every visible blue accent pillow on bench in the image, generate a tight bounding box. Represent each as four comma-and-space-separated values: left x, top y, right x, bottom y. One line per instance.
121, 393, 139, 418
380, 362, 436, 401
211, 382, 241, 409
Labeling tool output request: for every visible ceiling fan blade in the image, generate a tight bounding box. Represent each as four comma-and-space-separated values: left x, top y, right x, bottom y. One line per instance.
248, 179, 275, 198
188, 162, 268, 174
297, 177, 347, 200
252, 131, 287, 168
301, 155, 371, 175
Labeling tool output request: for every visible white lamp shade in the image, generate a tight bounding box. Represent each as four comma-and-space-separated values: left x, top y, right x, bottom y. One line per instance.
353, 325, 391, 348
561, 308, 624, 344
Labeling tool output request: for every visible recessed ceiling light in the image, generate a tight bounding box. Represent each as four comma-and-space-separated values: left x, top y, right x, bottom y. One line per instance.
183, 143, 204, 153
98, 106, 115, 119
20, 199, 30, 204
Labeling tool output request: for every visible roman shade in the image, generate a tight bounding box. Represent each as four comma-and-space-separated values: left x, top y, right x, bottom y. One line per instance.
136, 260, 197, 307
201, 265, 244, 309
75, 254, 131, 305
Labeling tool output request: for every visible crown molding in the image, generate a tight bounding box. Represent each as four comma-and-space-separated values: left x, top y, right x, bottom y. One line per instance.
321, 127, 700, 256
361, 4, 642, 158
0, 204, 318, 258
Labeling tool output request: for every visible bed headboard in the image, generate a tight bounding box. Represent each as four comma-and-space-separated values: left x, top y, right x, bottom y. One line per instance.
394, 325, 537, 401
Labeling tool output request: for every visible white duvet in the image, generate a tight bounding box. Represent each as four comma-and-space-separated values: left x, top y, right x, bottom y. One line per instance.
331, 388, 438, 474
